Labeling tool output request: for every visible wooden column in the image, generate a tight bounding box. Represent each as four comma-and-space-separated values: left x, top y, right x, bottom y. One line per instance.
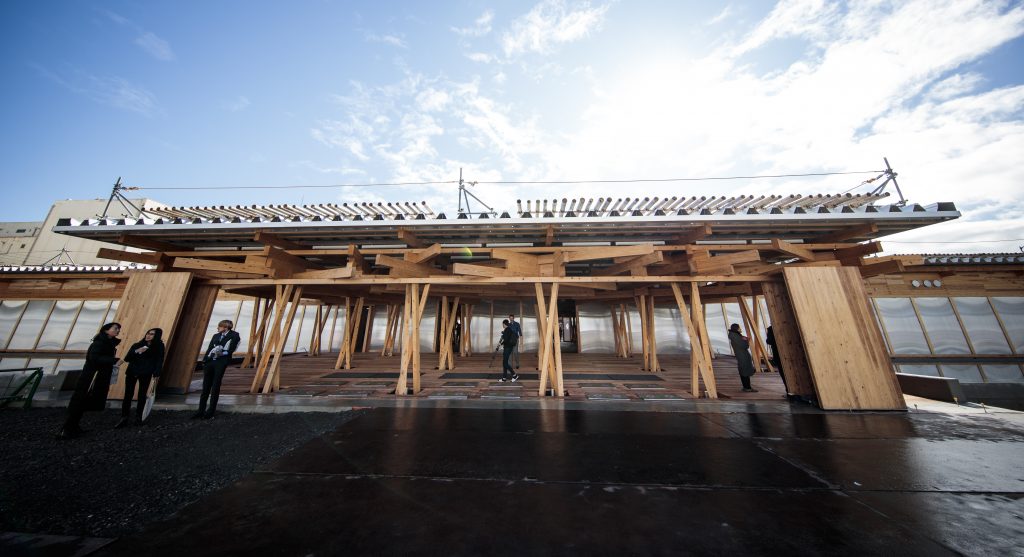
738, 296, 775, 373
762, 282, 816, 398
109, 272, 196, 399
159, 281, 218, 395
241, 297, 262, 367
690, 283, 716, 395
334, 297, 364, 370
251, 284, 303, 393
671, 283, 717, 398
782, 267, 905, 410
536, 283, 563, 397
396, 284, 430, 395
436, 296, 460, 370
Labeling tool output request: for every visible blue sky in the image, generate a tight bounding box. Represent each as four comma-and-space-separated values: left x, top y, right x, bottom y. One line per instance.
1, 0, 1023, 254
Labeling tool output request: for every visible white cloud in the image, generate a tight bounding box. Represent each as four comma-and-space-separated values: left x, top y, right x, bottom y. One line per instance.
452, 10, 494, 37
104, 10, 175, 61
706, 5, 734, 26
224, 96, 251, 112
466, 52, 496, 63
134, 31, 175, 61
501, 0, 609, 57
365, 33, 408, 48
31, 64, 162, 117
312, 1, 1024, 254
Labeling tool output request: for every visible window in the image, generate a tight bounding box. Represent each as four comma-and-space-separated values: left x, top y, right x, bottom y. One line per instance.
874, 298, 929, 354
953, 298, 1011, 354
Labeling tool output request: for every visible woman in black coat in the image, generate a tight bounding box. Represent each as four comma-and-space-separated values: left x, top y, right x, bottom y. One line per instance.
728, 323, 758, 393
116, 328, 165, 428
57, 322, 122, 439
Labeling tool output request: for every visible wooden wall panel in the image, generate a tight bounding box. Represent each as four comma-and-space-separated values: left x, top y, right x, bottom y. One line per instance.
783, 267, 905, 410
160, 283, 219, 394
761, 282, 815, 398
107, 272, 194, 399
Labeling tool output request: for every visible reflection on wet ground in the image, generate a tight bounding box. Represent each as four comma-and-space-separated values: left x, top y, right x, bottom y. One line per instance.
100, 407, 1024, 556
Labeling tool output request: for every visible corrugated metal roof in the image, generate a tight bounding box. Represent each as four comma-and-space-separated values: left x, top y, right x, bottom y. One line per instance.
51, 195, 960, 249
0, 264, 144, 274
922, 254, 1024, 265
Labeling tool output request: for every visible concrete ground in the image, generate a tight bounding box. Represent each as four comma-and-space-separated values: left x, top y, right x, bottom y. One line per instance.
57, 400, 1023, 557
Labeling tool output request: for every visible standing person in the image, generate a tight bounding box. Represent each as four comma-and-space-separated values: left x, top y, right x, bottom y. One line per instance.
765, 325, 789, 395
117, 328, 165, 428
57, 322, 122, 439
728, 323, 758, 392
193, 320, 240, 420
508, 314, 522, 369
498, 319, 519, 383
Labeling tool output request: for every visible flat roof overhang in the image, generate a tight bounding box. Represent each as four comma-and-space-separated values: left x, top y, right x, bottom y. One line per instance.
53, 202, 959, 250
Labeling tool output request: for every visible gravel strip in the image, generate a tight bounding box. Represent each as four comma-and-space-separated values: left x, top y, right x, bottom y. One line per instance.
0, 407, 363, 538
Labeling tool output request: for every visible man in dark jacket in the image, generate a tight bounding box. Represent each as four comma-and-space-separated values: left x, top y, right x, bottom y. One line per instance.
508, 314, 523, 369
498, 320, 519, 383
193, 320, 240, 419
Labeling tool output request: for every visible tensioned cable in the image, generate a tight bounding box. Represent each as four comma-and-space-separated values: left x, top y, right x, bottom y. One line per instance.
129, 170, 883, 191
884, 238, 1024, 244
135, 180, 458, 191
474, 170, 882, 185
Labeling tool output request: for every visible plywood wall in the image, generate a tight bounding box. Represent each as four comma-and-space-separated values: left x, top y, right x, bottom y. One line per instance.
761, 282, 815, 398
160, 283, 218, 393
783, 267, 905, 410
107, 272, 194, 399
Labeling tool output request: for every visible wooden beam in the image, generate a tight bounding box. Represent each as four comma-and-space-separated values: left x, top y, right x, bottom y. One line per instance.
561, 244, 656, 263
594, 252, 664, 276
676, 223, 713, 245
859, 259, 905, 278
96, 247, 163, 266
173, 257, 269, 276
253, 230, 307, 250
770, 239, 815, 262
829, 241, 884, 263
291, 266, 355, 279
816, 223, 878, 244
404, 243, 443, 264
452, 263, 521, 277
376, 253, 444, 278
117, 234, 186, 252
396, 227, 426, 248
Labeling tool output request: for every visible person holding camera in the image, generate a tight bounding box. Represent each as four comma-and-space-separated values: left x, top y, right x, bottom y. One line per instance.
116, 328, 165, 428
193, 320, 240, 420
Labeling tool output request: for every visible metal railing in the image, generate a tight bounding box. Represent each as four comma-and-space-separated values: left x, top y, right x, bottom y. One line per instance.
0, 367, 44, 409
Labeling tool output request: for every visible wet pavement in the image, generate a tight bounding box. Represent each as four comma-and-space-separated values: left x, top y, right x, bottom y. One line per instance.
86, 405, 1024, 557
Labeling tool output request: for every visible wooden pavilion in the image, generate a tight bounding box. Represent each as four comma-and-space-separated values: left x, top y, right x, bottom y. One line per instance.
18, 191, 971, 410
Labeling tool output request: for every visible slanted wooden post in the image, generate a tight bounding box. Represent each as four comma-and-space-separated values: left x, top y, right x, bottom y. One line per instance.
671, 283, 717, 398
738, 296, 775, 373
241, 297, 262, 367
334, 296, 364, 370
397, 283, 430, 395
435, 296, 460, 370
647, 293, 659, 372
537, 282, 563, 397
